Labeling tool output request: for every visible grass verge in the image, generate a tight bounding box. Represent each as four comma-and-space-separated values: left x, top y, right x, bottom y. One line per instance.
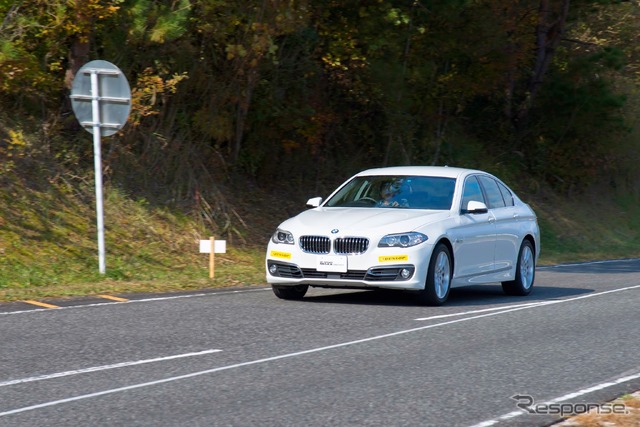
2, 175, 640, 301
0, 176, 267, 301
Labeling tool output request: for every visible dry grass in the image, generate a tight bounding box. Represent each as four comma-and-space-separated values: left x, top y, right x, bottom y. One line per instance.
0, 177, 268, 301
556, 392, 640, 426
530, 187, 640, 265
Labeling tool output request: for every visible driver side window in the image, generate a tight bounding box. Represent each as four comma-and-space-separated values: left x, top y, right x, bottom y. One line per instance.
461, 176, 485, 211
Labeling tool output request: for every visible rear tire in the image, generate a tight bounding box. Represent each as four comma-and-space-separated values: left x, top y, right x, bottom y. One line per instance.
417, 243, 452, 306
502, 240, 535, 296
272, 284, 308, 300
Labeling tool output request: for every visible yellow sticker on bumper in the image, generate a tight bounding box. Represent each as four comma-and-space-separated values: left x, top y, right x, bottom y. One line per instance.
378, 255, 409, 263
270, 250, 292, 259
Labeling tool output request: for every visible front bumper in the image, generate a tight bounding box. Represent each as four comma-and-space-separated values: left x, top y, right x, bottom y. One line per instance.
265, 242, 434, 291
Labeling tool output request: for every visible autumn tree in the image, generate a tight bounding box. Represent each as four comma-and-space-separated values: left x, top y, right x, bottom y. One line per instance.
2, 0, 639, 201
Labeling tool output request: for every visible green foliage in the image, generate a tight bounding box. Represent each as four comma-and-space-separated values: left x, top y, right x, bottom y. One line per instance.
527, 44, 629, 191
0, 0, 639, 205
0, 0, 123, 96
128, 0, 191, 44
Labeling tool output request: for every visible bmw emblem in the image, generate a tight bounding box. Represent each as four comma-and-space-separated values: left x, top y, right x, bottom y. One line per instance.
331, 229, 339, 234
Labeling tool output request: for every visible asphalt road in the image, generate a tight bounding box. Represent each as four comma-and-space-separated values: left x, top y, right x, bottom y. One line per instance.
1, 259, 639, 427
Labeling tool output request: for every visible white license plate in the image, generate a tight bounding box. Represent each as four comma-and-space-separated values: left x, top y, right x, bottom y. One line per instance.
316, 255, 348, 273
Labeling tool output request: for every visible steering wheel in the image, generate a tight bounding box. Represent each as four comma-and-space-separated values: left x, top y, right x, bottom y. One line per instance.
357, 197, 378, 205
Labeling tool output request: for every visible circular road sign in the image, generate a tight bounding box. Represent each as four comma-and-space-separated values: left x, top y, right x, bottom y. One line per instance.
70, 60, 131, 137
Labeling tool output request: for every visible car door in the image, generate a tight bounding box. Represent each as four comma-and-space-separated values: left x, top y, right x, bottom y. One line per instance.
477, 175, 520, 274
449, 175, 496, 282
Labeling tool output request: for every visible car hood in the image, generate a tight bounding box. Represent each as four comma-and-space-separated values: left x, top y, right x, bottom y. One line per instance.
278, 208, 450, 236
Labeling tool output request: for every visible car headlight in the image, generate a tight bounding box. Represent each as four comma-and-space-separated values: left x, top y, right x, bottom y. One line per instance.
378, 232, 428, 248
272, 229, 294, 245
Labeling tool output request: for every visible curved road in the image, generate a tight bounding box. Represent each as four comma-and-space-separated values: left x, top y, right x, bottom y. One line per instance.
1, 259, 639, 426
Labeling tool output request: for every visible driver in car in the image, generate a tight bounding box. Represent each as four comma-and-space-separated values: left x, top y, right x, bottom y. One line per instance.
377, 180, 408, 207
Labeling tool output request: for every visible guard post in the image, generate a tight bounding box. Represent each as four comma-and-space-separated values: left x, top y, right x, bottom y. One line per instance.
199, 238, 227, 278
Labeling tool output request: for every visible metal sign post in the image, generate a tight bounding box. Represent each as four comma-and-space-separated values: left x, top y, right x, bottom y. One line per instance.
70, 60, 131, 274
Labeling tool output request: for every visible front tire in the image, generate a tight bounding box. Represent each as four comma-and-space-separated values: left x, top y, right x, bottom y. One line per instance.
502, 240, 535, 296
272, 284, 308, 300
417, 243, 452, 306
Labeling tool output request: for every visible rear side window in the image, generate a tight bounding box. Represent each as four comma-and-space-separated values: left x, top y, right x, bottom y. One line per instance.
497, 181, 514, 207
478, 176, 506, 209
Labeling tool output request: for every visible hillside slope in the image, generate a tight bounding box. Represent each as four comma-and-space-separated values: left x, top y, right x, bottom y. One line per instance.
1, 172, 639, 302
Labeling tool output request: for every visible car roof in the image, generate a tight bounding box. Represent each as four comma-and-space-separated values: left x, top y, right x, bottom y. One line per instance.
355, 166, 481, 179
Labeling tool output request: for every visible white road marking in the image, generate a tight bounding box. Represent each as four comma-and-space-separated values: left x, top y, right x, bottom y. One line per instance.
0, 288, 269, 316
1, 283, 638, 418
2, 259, 637, 316
469, 371, 640, 427
0, 350, 222, 388
537, 258, 639, 269
415, 284, 640, 321
414, 301, 548, 321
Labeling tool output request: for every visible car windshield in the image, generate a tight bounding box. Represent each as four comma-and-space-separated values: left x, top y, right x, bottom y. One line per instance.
324, 175, 456, 210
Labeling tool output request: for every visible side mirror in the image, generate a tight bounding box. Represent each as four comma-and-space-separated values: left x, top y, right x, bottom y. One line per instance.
306, 197, 323, 208
463, 200, 488, 214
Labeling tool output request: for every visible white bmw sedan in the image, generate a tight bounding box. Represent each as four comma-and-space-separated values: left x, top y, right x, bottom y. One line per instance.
266, 166, 540, 305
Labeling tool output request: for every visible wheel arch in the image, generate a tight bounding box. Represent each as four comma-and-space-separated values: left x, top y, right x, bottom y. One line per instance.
433, 237, 455, 274
523, 234, 538, 260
